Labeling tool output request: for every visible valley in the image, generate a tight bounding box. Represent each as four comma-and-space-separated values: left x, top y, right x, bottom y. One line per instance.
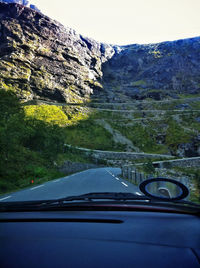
0, 2, 199, 198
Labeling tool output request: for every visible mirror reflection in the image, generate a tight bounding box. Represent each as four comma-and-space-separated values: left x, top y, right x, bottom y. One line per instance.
146, 181, 183, 199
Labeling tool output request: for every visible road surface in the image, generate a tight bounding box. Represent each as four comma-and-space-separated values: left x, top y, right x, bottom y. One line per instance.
0, 168, 140, 202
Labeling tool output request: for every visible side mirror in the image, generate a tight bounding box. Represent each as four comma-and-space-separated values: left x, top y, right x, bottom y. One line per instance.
139, 177, 189, 201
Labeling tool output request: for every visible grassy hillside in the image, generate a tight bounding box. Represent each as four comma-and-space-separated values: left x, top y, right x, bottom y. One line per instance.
0, 90, 93, 194
1, 89, 200, 195
0, 89, 121, 194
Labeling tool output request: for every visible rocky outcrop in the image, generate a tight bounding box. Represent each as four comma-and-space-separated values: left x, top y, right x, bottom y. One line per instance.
0, 0, 40, 12
0, 2, 115, 102
1, 3, 200, 103
177, 135, 200, 157
100, 38, 200, 102
95, 119, 140, 152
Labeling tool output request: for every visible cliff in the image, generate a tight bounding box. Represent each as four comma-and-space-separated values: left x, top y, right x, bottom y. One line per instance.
1, 2, 200, 103
0, 2, 116, 103
101, 38, 200, 102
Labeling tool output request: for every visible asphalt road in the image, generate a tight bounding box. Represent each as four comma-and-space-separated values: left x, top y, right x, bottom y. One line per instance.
0, 168, 141, 202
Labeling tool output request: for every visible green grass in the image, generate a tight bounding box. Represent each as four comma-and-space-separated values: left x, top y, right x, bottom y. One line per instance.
131, 80, 147, 87
165, 119, 193, 153
24, 104, 69, 126
191, 101, 200, 110
169, 166, 200, 204
0, 147, 65, 195
179, 112, 200, 132
64, 119, 118, 151
178, 93, 200, 99
110, 122, 168, 154
0, 89, 94, 196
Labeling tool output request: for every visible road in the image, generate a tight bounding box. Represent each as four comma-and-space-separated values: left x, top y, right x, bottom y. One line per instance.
0, 168, 141, 202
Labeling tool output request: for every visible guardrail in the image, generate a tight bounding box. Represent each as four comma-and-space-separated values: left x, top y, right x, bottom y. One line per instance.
121, 165, 149, 186
121, 165, 191, 190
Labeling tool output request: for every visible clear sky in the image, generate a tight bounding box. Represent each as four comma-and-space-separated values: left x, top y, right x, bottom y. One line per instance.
31, 0, 200, 45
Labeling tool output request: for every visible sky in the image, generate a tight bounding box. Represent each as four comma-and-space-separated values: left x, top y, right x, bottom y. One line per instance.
31, 0, 200, 45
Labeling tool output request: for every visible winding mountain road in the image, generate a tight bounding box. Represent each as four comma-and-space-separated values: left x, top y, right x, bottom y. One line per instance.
0, 168, 140, 202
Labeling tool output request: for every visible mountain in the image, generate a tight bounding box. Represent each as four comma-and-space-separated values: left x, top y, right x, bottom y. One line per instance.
0, 0, 40, 11
0, 2, 199, 194
101, 38, 200, 102
0, 2, 200, 103
0, 2, 115, 102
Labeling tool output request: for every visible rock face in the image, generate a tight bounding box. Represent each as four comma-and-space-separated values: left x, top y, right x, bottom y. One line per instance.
101, 39, 200, 102
177, 135, 200, 158
0, 0, 40, 12
0, 2, 116, 102
1, 3, 200, 159
1, 3, 200, 103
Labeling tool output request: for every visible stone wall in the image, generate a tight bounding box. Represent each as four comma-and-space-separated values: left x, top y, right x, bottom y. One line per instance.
152, 156, 200, 168
59, 160, 99, 175
69, 146, 174, 162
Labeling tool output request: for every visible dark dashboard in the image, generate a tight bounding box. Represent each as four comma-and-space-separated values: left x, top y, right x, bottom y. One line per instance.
1, 209, 200, 268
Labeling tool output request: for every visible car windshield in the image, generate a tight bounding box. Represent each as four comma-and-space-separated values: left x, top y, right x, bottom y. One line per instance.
0, 0, 199, 207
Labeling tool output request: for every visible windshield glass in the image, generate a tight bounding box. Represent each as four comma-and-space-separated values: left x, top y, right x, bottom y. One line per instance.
0, 0, 199, 206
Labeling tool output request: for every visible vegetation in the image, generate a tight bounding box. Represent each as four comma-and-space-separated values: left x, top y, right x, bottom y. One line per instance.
64, 119, 118, 151
131, 80, 147, 87
110, 122, 169, 154
0, 89, 87, 195
0, 90, 119, 195
167, 166, 200, 203
24, 105, 69, 126
191, 101, 200, 110
142, 160, 156, 175
178, 93, 200, 99
0, 87, 199, 196
165, 119, 192, 154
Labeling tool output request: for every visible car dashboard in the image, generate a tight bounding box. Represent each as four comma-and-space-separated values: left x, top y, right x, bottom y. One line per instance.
0, 208, 200, 268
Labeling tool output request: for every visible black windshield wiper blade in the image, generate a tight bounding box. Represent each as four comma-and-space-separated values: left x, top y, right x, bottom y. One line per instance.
57, 192, 149, 202
55, 193, 200, 210
1, 192, 200, 211
0, 192, 149, 210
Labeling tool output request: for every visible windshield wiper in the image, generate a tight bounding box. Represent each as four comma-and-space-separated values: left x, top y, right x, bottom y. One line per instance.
1, 192, 200, 211
0, 192, 149, 210
55, 192, 149, 202
48, 192, 200, 210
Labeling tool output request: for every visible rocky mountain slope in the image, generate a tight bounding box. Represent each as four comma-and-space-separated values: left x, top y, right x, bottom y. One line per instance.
0, 2, 200, 198
0, 2, 199, 159
0, 0, 40, 12
101, 38, 200, 102
0, 2, 116, 103
0, 2, 200, 103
